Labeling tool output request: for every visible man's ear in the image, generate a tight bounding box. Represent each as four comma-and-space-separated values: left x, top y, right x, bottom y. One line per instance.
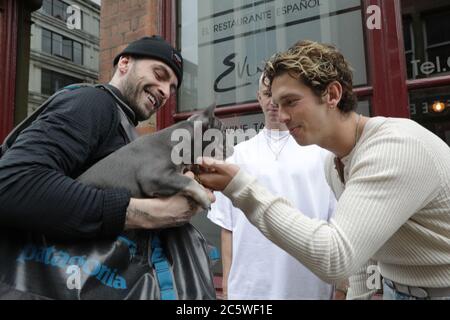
326, 81, 343, 108
117, 55, 132, 75
187, 103, 216, 127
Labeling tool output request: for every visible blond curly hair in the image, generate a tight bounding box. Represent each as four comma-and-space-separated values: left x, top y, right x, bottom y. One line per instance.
264, 40, 357, 113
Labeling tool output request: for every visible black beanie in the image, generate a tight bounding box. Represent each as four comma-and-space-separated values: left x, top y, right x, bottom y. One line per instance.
113, 35, 183, 87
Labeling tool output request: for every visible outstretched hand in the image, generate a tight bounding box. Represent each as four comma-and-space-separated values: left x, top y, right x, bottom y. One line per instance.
196, 157, 240, 191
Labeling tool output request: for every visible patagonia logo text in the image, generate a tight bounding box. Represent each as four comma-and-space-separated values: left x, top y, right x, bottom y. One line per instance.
17, 244, 127, 290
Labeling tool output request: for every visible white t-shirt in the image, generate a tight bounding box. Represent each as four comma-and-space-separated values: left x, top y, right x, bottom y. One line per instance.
208, 129, 336, 300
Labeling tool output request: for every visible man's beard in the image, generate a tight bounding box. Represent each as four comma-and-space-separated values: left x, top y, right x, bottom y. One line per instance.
122, 70, 150, 121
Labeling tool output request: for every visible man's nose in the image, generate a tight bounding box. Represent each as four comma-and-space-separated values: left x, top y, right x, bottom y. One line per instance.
158, 83, 171, 101
278, 108, 290, 124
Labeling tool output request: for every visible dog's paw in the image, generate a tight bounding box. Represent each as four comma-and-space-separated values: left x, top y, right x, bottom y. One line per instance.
182, 180, 212, 209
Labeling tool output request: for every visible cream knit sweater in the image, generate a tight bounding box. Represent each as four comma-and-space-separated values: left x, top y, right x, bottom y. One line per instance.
223, 117, 450, 299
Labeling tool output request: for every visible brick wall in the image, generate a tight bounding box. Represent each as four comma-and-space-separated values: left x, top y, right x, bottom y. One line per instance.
100, 0, 162, 133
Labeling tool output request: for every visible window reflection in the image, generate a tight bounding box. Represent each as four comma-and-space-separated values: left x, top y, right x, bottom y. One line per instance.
402, 0, 450, 80
409, 86, 450, 146
178, 0, 368, 112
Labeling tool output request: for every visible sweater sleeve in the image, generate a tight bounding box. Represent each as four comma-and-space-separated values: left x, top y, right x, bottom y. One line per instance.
346, 259, 378, 300
0, 87, 130, 239
222, 134, 442, 283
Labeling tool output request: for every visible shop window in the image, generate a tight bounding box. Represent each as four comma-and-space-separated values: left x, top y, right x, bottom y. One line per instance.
401, 0, 450, 144
425, 11, 450, 47
402, 17, 415, 79
402, 0, 450, 80
409, 86, 450, 146
177, 0, 368, 113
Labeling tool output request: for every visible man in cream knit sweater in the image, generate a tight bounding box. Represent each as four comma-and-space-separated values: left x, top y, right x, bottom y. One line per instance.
208, 74, 336, 300
196, 41, 450, 300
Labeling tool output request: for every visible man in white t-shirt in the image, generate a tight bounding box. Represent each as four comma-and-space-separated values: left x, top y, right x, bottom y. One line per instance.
207, 74, 337, 300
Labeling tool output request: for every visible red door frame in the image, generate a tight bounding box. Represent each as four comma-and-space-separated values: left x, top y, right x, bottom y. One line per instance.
0, 0, 19, 141
365, 0, 409, 117
157, 0, 177, 130
159, 0, 450, 128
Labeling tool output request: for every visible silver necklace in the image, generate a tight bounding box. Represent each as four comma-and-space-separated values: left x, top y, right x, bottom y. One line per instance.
264, 129, 290, 142
334, 114, 362, 184
264, 130, 290, 161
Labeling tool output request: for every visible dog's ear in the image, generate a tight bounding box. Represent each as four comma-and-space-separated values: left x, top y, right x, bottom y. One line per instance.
187, 103, 216, 125
202, 103, 216, 120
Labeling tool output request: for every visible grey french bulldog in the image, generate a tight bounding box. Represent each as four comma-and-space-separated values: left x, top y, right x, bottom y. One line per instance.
77, 104, 232, 209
